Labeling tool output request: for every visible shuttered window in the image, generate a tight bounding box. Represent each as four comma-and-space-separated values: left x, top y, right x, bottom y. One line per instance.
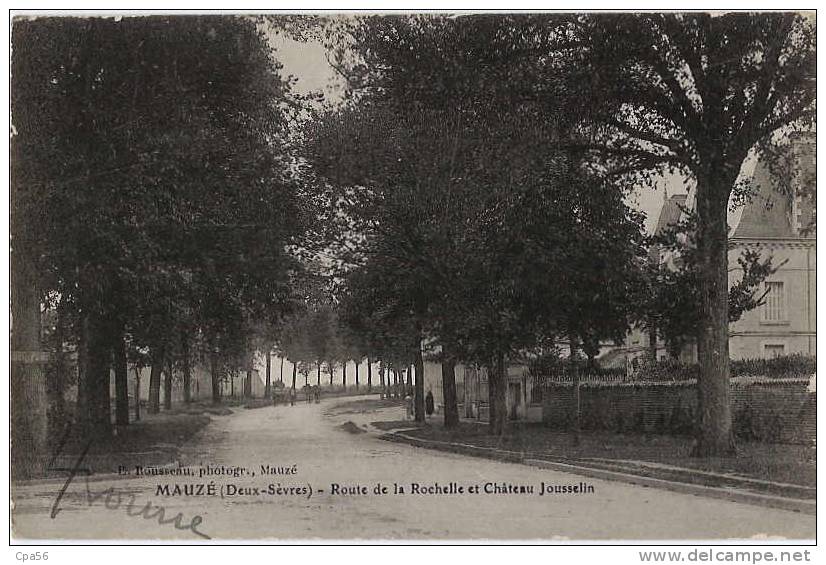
763, 282, 786, 321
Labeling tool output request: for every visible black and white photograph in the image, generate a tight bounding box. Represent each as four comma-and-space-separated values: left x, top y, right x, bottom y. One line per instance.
7, 8, 818, 546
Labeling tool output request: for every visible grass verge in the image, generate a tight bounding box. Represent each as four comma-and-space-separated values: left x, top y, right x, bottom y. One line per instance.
383, 420, 816, 490
46, 409, 214, 477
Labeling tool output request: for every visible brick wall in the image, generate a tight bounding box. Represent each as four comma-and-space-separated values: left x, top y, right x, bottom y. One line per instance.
542, 378, 815, 445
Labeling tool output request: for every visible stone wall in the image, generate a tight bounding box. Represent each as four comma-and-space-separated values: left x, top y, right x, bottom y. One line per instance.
542, 377, 816, 445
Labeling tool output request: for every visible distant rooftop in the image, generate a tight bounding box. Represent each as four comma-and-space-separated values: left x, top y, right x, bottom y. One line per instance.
651, 135, 815, 240
732, 135, 815, 239
653, 194, 687, 236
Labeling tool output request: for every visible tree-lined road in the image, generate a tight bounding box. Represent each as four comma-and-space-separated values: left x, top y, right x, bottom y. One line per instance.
11, 398, 815, 541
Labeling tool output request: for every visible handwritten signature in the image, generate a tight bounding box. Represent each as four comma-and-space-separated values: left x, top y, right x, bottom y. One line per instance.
48, 428, 210, 540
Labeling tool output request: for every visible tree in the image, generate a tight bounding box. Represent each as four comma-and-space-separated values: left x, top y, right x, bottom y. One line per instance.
647, 212, 778, 359
12, 16, 304, 440
112, 325, 130, 426
337, 310, 372, 390
310, 15, 650, 434
265, 350, 273, 398
334, 250, 421, 406
41, 303, 77, 437
127, 341, 151, 422
279, 274, 333, 391
180, 326, 193, 404
547, 13, 815, 454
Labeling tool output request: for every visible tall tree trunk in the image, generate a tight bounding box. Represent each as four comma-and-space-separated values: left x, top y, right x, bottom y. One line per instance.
586, 353, 597, 374
245, 369, 252, 398
495, 352, 507, 435
487, 351, 507, 436
163, 359, 173, 410
133, 366, 141, 421
77, 311, 113, 441
148, 342, 165, 414
10, 196, 48, 478
569, 333, 581, 444
181, 330, 191, 404
466, 366, 477, 419
441, 344, 459, 429
113, 325, 129, 426
367, 357, 372, 392
342, 362, 347, 389
291, 362, 297, 390
46, 336, 69, 440
75, 319, 88, 430
379, 363, 385, 398
648, 323, 658, 362
407, 364, 413, 397
355, 361, 360, 390
210, 352, 221, 404
693, 171, 735, 456
317, 362, 321, 387
280, 356, 285, 383
414, 329, 425, 423
265, 351, 272, 399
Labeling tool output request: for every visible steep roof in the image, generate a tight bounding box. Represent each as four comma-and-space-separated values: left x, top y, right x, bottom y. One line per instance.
654, 194, 688, 236
732, 159, 796, 238
649, 137, 815, 241
732, 135, 815, 239
648, 193, 688, 264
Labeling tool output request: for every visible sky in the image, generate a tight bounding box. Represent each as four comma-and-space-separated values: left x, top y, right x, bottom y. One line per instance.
269, 34, 347, 102
631, 174, 690, 234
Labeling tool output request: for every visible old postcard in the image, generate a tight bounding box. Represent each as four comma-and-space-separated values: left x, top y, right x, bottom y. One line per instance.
8, 10, 817, 544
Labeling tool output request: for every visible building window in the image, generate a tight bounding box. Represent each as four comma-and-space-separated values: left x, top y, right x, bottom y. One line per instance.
762, 281, 786, 322
764, 344, 785, 357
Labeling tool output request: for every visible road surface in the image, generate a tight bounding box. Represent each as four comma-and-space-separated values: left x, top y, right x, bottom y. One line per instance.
11, 396, 816, 541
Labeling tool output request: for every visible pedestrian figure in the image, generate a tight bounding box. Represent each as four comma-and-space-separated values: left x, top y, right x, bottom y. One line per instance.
404, 394, 414, 420
289, 388, 296, 406
425, 390, 435, 418
314, 386, 321, 404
